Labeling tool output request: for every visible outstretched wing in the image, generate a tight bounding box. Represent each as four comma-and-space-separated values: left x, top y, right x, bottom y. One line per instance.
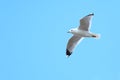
66, 35, 82, 57
79, 13, 94, 31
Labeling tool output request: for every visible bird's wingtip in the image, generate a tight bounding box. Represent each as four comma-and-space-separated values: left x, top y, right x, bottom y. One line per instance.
66, 49, 72, 57
88, 13, 94, 16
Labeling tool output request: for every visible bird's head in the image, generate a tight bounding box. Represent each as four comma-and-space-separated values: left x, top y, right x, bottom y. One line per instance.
67, 28, 77, 34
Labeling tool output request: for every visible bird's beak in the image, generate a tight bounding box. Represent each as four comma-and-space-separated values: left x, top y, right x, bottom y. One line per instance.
67, 31, 70, 33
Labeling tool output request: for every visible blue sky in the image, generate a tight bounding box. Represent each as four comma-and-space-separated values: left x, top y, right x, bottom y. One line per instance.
0, 0, 120, 80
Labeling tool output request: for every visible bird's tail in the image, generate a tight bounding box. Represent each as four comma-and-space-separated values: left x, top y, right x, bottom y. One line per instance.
91, 34, 100, 39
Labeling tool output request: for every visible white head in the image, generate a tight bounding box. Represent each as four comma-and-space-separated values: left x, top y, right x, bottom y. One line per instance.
67, 28, 77, 34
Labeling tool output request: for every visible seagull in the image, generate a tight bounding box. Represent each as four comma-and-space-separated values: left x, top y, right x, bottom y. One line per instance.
66, 13, 100, 57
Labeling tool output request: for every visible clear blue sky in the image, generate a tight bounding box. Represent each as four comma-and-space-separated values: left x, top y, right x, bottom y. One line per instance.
0, 0, 120, 80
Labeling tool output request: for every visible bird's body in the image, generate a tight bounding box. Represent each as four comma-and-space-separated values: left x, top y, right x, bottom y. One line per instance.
69, 28, 94, 37
66, 13, 100, 57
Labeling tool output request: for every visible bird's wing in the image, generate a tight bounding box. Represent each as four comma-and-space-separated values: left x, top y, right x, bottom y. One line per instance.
66, 35, 82, 57
79, 13, 94, 31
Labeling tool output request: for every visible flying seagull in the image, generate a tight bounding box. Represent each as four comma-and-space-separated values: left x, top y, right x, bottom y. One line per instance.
66, 13, 100, 57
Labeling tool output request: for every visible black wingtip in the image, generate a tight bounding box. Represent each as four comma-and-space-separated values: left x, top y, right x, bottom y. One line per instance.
66, 49, 72, 57
88, 13, 94, 16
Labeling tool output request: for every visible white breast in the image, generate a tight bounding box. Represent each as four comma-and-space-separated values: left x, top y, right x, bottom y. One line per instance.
73, 29, 91, 37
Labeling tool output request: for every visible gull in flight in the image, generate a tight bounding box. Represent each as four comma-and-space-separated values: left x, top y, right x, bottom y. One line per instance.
66, 13, 100, 57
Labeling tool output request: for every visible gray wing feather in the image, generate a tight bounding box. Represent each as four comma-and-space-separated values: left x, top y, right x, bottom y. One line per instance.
66, 35, 82, 56
79, 13, 94, 31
